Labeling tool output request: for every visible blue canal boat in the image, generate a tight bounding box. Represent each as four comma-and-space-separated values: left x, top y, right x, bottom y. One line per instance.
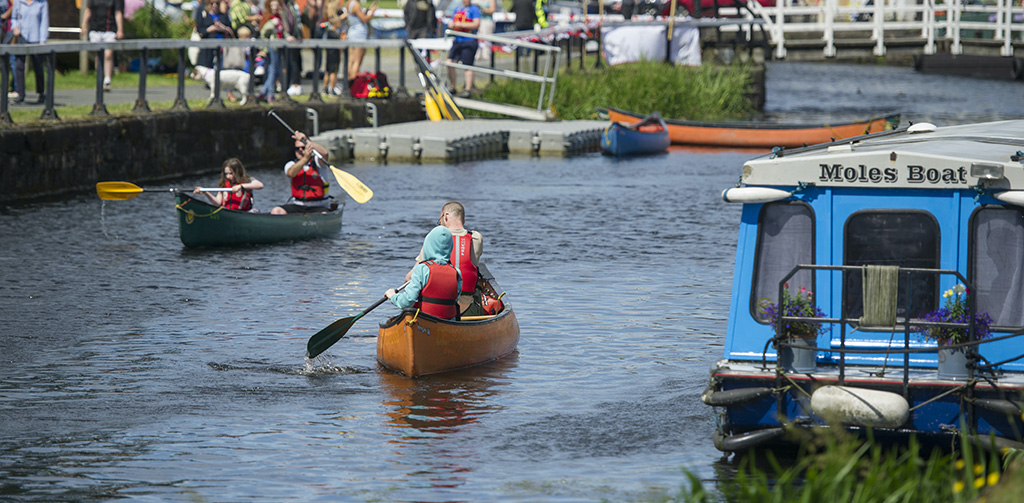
703, 120, 1024, 452
601, 112, 670, 156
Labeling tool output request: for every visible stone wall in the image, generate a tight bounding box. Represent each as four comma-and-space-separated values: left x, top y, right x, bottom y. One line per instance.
0, 97, 423, 204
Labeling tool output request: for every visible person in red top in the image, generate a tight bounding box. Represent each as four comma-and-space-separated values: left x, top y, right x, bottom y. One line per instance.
387, 225, 462, 319
193, 158, 264, 211
405, 201, 483, 315
271, 131, 333, 214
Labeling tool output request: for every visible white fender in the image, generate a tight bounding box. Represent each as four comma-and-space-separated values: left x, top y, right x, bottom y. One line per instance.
721, 187, 794, 204
810, 385, 909, 429
993, 191, 1024, 207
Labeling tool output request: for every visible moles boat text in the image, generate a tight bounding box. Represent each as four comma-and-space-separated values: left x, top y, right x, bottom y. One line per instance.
819, 164, 968, 184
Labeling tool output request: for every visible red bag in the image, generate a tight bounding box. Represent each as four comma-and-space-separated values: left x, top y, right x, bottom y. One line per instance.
349, 72, 391, 99
480, 293, 504, 315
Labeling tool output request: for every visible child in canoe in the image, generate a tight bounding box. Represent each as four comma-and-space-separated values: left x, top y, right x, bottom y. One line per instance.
194, 158, 265, 212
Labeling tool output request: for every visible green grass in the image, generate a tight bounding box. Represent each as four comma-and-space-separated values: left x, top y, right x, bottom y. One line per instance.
476, 60, 757, 121
674, 429, 1021, 503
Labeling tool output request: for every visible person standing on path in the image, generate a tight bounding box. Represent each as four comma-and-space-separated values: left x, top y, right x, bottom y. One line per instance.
82, 0, 124, 93
445, 0, 480, 97
9, 0, 48, 104
472, 0, 495, 63
345, 0, 377, 89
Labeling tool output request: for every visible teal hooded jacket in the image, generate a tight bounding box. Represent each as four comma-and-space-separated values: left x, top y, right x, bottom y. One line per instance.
390, 226, 463, 311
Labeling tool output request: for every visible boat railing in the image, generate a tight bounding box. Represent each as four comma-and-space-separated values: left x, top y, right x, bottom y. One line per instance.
774, 264, 985, 393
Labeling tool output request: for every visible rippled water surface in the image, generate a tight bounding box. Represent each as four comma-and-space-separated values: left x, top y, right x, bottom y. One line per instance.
1, 62, 1021, 502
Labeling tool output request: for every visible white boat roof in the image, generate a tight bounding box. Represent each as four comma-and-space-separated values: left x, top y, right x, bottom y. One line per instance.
741, 120, 1024, 191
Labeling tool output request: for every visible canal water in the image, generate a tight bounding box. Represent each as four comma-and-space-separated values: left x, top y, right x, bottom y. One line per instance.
1, 62, 1021, 502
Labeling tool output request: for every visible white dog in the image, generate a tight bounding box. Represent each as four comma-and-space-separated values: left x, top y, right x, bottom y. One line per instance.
191, 65, 251, 105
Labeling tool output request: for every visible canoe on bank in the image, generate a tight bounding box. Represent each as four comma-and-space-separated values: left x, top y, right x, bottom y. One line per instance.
174, 191, 343, 248
377, 271, 519, 377
601, 112, 671, 156
606, 108, 901, 148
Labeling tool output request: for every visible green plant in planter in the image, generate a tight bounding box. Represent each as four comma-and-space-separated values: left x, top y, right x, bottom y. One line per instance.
918, 284, 993, 346
764, 283, 827, 339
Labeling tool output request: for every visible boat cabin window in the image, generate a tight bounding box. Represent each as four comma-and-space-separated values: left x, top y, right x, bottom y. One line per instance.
970, 207, 1024, 329
843, 211, 939, 321
752, 202, 814, 322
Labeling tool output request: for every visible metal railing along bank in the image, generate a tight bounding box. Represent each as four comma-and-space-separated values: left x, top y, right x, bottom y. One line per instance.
742, 0, 1024, 59
0, 24, 603, 127
0, 38, 415, 126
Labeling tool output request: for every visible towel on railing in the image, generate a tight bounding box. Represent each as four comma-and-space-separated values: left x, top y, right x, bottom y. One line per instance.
861, 265, 899, 327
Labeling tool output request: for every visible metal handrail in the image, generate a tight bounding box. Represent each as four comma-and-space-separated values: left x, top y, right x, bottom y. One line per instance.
441, 29, 561, 119
0, 38, 410, 126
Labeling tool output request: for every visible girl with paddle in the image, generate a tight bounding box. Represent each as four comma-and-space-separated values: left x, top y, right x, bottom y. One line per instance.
193, 158, 264, 212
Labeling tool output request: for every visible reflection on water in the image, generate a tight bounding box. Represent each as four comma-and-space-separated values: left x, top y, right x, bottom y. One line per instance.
0, 63, 1017, 501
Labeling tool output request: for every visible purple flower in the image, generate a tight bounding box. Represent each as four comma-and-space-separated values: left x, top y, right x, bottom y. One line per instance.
765, 286, 827, 338
916, 284, 993, 345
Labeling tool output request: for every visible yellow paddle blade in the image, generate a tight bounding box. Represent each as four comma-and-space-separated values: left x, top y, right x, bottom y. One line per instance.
96, 181, 144, 201
442, 91, 464, 120
329, 165, 373, 204
424, 93, 442, 121
433, 89, 454, 120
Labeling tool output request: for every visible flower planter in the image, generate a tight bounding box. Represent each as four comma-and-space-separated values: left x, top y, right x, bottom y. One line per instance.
779, 335, 817, 373
937, 346, 970, 379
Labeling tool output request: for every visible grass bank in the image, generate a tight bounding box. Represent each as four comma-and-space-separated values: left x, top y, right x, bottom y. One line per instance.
476, 60, 757, 121
673, 430, 1022, 503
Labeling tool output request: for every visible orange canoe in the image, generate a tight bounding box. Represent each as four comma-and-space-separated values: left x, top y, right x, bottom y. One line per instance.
377, 273, 519, 377
606, 108, 900, 148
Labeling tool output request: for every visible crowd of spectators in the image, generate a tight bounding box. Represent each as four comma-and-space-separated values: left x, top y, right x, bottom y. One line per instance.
2, 0, 555, 106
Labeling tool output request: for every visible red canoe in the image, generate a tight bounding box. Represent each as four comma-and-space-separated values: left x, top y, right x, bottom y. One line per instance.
606, 108, 900, 148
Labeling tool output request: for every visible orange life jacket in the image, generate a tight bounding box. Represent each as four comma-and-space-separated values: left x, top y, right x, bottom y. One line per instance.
221, 181, 254, 211
451, 232, 478, 294
290, 162, 327, 201
414, 261, 460, 319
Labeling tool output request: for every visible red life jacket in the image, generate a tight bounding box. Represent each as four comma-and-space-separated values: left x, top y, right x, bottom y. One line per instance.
413, 261, 460, 319
451, 232, 478, 294
290, 162, 327, 201
221, 181, 254, 211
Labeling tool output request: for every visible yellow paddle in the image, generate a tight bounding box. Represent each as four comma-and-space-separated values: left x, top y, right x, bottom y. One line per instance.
407, 40, 464, 120
267, 110, 373, 204
96, 181, 230, 201
418, 73, 444, 121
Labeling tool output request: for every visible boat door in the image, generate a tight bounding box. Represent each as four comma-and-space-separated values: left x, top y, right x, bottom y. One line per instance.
826, 188, 963, 366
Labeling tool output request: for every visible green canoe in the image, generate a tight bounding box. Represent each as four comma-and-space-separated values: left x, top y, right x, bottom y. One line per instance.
174, 191, 343, 248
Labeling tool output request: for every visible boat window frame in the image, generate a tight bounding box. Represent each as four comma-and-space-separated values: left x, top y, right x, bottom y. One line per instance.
749, 200, 816, 325
841, 208, 942, 324
968, 204, 1024, 331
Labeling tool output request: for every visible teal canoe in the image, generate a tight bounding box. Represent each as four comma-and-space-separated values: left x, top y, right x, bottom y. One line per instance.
174, 191, 343, 248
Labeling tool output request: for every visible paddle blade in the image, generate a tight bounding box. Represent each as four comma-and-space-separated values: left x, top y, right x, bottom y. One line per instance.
96, 181, 144, 201
329, 165, 373, 204
424, 92, 442, 121
306, 315, 360, 359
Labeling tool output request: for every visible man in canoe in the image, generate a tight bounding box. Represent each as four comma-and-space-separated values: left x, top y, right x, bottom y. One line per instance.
406, 201, 484, 316
271, 131, 333, 215
386, 226, 462, 319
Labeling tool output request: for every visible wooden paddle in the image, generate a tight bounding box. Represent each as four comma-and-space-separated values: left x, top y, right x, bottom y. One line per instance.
306, 282, 408, 359
96, 181, 231, 201
267, 110, 373, 204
